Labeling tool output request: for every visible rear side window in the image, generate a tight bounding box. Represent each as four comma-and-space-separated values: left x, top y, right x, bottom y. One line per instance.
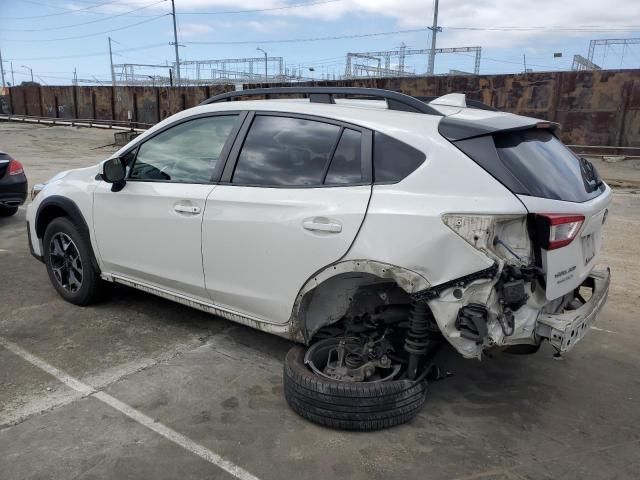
232, 116, 342, 186
373, 132, 426, 183
493, 129, 603, 202
325, 129, 362, 185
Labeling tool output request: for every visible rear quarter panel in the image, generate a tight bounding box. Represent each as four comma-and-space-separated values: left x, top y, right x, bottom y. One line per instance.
345, 119, 527, 286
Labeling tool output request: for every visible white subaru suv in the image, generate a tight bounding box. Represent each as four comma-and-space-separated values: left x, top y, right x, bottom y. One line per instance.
26, 87, 611, 430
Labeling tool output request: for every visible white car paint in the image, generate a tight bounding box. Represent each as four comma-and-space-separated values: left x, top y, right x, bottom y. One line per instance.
93, 181, 216, 302
26, 93, 612, 359
202, 184, 371, 324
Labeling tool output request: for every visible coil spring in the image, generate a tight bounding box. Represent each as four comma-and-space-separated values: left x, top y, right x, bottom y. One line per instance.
404, 301, 431, 356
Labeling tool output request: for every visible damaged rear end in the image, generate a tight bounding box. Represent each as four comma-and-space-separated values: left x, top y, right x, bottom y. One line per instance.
428, 109, 612, 358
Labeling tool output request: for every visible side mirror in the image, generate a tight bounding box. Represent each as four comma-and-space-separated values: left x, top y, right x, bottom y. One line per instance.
99, 157, 126, 192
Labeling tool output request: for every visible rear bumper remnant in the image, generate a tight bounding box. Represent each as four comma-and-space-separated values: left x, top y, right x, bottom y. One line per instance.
535, 267, 610, 353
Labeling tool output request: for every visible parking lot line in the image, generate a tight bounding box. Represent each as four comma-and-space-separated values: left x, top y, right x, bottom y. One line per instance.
0, 336, 262, 480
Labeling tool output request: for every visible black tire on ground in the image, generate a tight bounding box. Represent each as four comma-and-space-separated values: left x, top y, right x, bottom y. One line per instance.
0, 206, 18, 217
283, 345, 427, 431
43, 217, 101, 306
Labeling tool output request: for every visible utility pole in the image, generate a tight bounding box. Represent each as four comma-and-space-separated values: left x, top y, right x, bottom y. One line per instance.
523, 54, 527, 73
108, 37, 116, 88
73, 68, 77, 86
427, 0, 441, 75
257, 47, 268, 82
10, 62, 15, 86
0, 47, 6, 88
171, 0, 181, 86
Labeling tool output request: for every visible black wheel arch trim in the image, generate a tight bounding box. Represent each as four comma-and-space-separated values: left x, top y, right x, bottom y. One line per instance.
35, 196, 101, 273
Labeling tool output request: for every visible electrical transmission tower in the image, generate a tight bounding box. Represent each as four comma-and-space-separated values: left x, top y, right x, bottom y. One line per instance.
112, 57, 309, 86
344, 46, 481, 79
571, 55, 601, 71
587, 38, 640, 67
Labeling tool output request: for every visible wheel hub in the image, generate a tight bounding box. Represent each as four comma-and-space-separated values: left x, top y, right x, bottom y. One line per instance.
304, 337, 401, 383
49, 232, 83, 293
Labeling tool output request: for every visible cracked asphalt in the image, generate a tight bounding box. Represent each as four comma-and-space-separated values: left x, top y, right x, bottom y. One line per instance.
1, 122, 639, 480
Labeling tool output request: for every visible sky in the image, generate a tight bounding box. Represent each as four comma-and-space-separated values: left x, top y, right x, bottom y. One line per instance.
0, 0, 639, 86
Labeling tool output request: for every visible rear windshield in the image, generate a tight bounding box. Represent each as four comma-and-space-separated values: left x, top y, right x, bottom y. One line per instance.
493, 129, 603, 202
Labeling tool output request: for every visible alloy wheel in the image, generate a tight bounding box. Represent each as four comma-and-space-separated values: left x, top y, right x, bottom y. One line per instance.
49, 232, 83, 293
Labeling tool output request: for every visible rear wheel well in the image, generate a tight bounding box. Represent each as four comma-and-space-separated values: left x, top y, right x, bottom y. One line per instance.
292, 261, 432, 342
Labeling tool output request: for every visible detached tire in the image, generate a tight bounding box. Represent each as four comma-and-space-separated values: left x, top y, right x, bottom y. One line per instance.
283, 345, 427, 431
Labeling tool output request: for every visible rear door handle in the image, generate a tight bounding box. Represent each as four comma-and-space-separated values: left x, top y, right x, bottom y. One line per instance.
174, 204, 201, 214
303, 218, 342, 233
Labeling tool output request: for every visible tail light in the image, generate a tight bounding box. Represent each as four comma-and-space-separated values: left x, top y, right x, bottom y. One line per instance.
535, 214, 584, 250
8, 159, 24, 176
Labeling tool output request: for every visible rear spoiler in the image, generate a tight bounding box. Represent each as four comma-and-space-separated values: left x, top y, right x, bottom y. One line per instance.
439, 115, 560, 142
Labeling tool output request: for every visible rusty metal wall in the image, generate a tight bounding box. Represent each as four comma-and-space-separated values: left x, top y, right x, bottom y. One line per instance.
247, 69, 640, 147
3, 70, 639, 146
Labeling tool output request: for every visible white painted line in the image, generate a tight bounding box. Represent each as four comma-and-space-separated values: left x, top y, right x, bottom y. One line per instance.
0, 337, 261, 480
590, 326, 619, 334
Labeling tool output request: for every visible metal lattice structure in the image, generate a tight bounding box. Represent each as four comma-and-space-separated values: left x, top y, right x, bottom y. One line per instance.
344, 45, 482, 78
587, 38, 640, 65
571, 54, 601, 71
113, 57, 308, 86
178, 56, 285, 84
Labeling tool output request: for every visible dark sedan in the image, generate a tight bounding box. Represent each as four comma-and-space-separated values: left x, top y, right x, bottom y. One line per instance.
0, 150, 27, 217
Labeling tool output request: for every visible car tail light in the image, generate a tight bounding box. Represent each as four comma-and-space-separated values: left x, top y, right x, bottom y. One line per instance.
535, 214, 584, 250
8, 159, 24, 176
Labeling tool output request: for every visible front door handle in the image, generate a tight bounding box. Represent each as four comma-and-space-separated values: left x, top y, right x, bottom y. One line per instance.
174, 204, 201, 215
303, 218, 342, 233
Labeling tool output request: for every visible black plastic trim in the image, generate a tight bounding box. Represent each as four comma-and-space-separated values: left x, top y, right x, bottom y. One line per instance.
439, 115, 560, 142
35, 195, 101, 274
199, 87, 444, 116
411, 264, 499, 302
26, 220, 44, 263
35, 196, 89, 239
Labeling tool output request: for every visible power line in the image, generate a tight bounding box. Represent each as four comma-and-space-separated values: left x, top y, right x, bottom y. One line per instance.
446, 25, 640, 32
3, 0, 130, 20
183, 27, 429, 46
1, 0, 168, 32
1, 14, 169, 42
178, 0, 342, 15
4, 43, 170, 62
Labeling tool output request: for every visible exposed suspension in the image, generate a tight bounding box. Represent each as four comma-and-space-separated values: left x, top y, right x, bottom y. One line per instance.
404, 300, 433, 379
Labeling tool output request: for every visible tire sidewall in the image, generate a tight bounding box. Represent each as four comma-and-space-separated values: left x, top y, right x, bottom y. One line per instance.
43, 217, 98, 305
283, 345, 427, 430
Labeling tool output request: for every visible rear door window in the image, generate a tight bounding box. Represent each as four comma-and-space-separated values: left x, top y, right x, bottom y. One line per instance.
324, 129, 362, 185
493, 129, 603, 202
232, 115, 342, 186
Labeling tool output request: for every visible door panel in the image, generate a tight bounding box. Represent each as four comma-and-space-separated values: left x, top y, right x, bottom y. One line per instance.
92, 114, 242, 301
94, 182, 215, 301
202, 185, 371, 323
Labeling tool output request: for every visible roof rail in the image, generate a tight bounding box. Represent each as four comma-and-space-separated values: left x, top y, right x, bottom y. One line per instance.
199, 87, 444, 116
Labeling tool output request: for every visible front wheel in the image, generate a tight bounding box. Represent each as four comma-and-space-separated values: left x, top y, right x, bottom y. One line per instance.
43, 217, 101, 305
283, 340, 427, 431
